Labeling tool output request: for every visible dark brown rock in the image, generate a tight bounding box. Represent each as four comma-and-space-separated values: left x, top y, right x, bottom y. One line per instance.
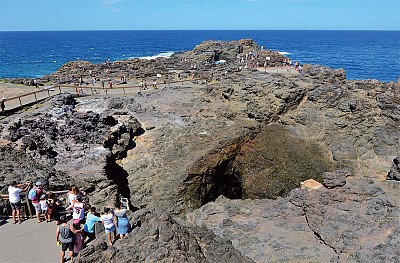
75, 209, 253, 263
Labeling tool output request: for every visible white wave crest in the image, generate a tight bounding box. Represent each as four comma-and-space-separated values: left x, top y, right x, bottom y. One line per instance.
138, 52, 175, 60
278, 51, 291, 55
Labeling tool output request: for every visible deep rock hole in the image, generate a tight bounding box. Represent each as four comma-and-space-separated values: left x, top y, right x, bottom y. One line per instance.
190, 124, 336, 208
200, 159, 243, 205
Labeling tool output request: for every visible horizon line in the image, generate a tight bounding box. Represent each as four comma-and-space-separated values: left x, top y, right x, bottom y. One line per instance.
1, 29, 399, 32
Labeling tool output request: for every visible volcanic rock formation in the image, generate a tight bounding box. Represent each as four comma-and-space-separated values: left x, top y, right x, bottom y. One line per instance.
1, 39, 399, 262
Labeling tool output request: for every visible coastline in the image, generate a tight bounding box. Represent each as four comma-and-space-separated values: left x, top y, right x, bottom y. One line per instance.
0, 39, 398, 262
1, 30, 399, 82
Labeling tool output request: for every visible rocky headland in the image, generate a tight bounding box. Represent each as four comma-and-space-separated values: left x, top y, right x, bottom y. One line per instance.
0, 39, 399, 262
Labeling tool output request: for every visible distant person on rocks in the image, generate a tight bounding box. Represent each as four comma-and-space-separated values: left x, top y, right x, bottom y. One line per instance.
83, 206, 101, 244
8, 181, 31, 224
114, 201, 130, 239
101, 207, 116, 246
29, 182, 44, 223
0, 97, 6, 112
56, 215, 81, 263
298, 64, 303, 74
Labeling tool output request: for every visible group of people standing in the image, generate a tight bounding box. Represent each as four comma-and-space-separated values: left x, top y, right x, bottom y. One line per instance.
7, 181, 132, 263
7, 180, 49, 224
55, 186, 131, 262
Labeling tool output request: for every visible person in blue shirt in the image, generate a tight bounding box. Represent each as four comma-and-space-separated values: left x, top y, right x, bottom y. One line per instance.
83, 206, 100, 244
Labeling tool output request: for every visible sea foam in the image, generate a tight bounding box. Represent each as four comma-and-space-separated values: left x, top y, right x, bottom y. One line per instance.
139, 52, 175, 60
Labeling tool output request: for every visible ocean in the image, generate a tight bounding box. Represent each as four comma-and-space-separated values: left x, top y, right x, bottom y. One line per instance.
0, 30, 399, 82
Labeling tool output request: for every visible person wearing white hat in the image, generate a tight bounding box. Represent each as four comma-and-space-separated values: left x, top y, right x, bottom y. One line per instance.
29, 182, 45, 223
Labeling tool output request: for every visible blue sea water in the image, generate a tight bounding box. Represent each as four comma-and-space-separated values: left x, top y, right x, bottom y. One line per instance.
0, 30, 399, 82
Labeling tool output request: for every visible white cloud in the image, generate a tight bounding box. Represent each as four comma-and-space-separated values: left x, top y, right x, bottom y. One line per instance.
102, 0, 123, 6
101, 0, 123, 12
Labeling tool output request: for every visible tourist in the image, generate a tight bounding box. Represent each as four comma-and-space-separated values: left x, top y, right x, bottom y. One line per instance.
83, 206, 101, 244
56, 215, 81, 263
29, 182, 44, 223
47, 192, 61, 224
66, 185, 80, 211
298, 64, 303, 74
73, 222, 84, 256
39, 193, 51, 223
100, 207, 116, 246
72, 195, 85, 225
0, 97, 6, 112
92, 77, 98, 94
8, 181, 31, 224
295, 61, 300, 71
114, 201, 130, 239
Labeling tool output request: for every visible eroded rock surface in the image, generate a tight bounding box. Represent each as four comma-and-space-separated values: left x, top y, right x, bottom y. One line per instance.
1, 39, 399, 262
74, 209, 253, 263
188, 174, 400, 262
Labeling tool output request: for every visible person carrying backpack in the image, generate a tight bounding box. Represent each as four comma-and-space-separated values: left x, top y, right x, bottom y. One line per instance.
29, 182, 44, 223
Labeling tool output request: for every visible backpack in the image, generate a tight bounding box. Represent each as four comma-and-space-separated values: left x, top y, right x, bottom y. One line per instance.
28, 188, 39, 200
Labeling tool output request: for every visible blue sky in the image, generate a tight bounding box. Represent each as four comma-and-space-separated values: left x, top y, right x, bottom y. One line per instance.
1, 0, 399, 31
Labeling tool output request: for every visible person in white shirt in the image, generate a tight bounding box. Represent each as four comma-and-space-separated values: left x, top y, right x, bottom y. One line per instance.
39, 194, 51, 222
100, 207, 116, 246
72, 195, 85, 224
8, 181, 31, 224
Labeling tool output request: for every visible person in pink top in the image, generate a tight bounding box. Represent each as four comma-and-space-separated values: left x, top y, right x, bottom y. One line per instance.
30, 182, 44, 223
73, 222, 84, 256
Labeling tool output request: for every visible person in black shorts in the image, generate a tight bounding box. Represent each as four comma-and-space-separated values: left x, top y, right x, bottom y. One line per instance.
56, 216, 81, 263
8, 181, 31, 224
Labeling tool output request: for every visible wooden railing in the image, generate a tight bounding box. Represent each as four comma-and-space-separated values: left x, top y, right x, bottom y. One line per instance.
1, 78, 203, 112
0, 190, 68, 219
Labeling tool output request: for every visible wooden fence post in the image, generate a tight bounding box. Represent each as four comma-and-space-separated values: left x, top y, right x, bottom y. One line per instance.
59, 86, 62, 94
47, 89, 51, 98
34, 92, 38, 102
18, 97, 23, 107
25, 196, 33, 218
